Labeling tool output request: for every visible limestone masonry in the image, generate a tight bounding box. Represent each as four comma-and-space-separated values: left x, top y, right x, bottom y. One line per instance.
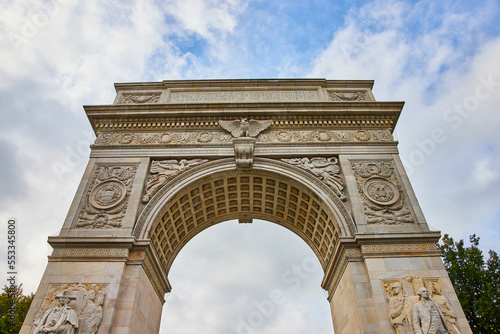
21, 79, 471, 334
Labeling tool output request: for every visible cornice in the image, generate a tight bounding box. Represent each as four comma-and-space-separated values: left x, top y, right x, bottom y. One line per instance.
113, 79, 375, 91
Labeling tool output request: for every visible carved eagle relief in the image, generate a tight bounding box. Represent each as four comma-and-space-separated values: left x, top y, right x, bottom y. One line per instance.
218, 119, 272, 138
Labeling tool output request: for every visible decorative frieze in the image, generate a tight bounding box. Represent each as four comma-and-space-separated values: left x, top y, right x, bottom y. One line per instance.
351, 161, 414, 225
169, 89, 320, 103
76, 165, 138, 229
361, 243, 439, 256
51, 248, 129, 258
93, 129, 393, 146
383, 276, 462, 334
142, 159, 209, 203
282, 157, 346, 201
32, 283, 107, 334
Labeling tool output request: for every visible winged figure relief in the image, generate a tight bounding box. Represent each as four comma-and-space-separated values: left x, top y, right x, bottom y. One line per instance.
219, 119, 273, 138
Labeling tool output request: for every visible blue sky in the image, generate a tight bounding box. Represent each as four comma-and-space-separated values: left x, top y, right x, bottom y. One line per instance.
1, 0, 500, 333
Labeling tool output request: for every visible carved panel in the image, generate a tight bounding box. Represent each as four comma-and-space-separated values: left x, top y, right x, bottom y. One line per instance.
93, 129, 393, 146
327, 90, 370, 102
382, 276, 462, 334
32, 283, 107, 334
169, 90, 320, 103
76, 165, 138, 229
351, 161, 414, 225
281, 157, 346, 201
51, 248, 129, 258
121, 92, 161, 104
142, 159, 209, 203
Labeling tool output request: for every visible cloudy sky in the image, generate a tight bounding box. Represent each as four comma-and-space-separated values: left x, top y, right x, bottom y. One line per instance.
1, 0, 500, 333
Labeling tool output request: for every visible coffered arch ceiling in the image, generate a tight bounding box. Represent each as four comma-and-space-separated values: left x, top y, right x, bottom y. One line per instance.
135, 158, 355, 273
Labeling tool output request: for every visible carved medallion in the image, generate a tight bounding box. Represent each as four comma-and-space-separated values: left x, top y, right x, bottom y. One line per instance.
363, 178, 399, 206
351, 161, 413, 225
90, 181, 126, 210
76, 165, 138, 229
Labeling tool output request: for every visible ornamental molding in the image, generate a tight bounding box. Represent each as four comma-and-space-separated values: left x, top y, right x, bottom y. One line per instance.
350, 160, 414, 225
93, 118, 394, 131
76, 164, 138, 229
51, 248, 129, 258
93, 129, 393, 146
361, 243, 439, 256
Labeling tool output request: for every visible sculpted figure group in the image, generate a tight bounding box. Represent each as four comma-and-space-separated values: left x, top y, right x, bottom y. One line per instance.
385, 279, 461, 334
31, 284, 105, 334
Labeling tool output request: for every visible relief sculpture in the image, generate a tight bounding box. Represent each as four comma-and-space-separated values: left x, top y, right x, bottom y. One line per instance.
142, 159, 208, 203
32, 283, 106, 334
282, 157, 346, 201
351, 161, 413, 224
383, 277, 460, 334
218, 118, 273, 138
93, 129, 393, 146
76, 165, 137, 229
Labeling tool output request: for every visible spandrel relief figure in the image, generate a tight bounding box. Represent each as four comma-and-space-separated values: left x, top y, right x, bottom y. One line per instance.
32, 290, 79, 334
282, 157, 346, 201
385, 282, 413, 334
142, 159, 208, 203
413, 287, 451, 334
78, 287, 104, 334
426, 282, 461, 334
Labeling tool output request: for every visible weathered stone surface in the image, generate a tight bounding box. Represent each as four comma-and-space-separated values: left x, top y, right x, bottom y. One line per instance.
22, 79, 472, 334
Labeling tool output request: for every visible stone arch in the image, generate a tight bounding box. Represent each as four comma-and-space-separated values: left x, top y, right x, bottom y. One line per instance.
135, 158, 356, 272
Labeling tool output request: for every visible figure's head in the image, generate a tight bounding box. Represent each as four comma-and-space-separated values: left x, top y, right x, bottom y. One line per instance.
417, 287, 430, 299
392, 282, 402, 294
88, 289, 96, 300
55, 290, 77, 305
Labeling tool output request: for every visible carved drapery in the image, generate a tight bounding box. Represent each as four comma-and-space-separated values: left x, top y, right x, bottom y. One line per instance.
31, 283, 106, 334
76, 165, 137, 229
383, 276, 462, 334
351, 161, 414, 225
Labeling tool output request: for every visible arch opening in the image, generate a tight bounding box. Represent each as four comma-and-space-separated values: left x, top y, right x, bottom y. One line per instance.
145, 167, 349, 275
159, 219, 335, 334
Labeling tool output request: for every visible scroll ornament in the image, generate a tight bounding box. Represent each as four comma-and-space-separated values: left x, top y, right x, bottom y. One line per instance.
76, 165, 137, 229
351, 161, 413, 224
282, 157, 346, 201
31, 283, 106, 334
142, 159, 208, 203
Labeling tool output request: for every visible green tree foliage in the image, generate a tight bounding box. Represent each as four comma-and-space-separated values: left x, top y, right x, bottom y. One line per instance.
439, 234, 500, 333
0, 284, 33, 333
